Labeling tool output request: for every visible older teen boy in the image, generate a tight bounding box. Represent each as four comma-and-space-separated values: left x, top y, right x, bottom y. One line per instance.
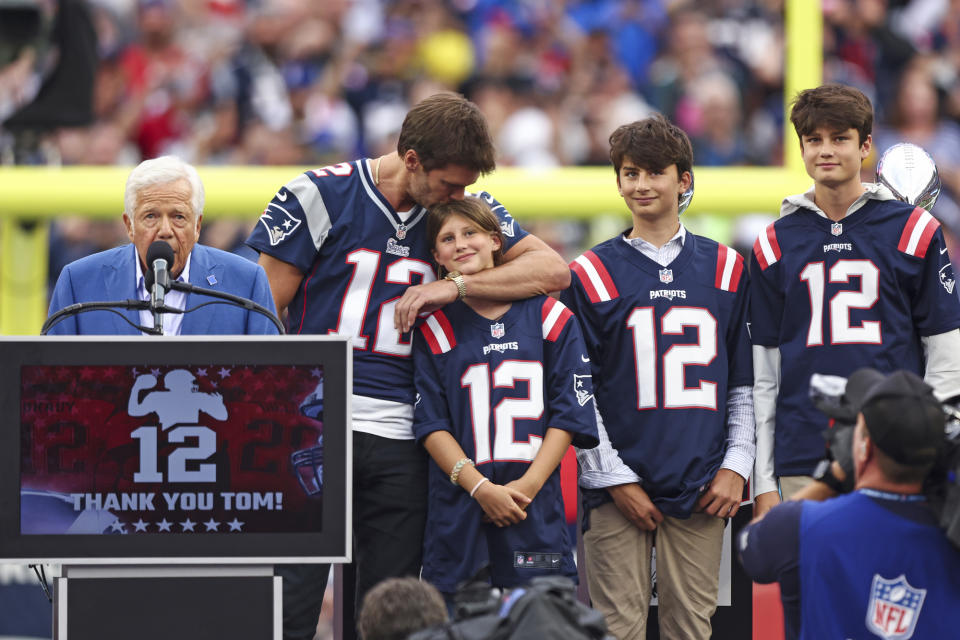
750, 84, 960, 517
561, 115, 755, 640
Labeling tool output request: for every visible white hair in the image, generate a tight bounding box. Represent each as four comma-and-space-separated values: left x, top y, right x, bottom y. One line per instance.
124, 155, 204, 218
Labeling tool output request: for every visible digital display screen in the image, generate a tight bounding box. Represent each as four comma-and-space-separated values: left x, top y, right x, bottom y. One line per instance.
20, 364, 324, 536
0, 336, 350, 564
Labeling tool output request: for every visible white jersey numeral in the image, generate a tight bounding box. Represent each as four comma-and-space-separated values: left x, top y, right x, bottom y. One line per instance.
334, 251, 435, 353
461, 361, 544, 464
627, 306, 718, 410
800, 259, 881, 346
335, 250, 379, 349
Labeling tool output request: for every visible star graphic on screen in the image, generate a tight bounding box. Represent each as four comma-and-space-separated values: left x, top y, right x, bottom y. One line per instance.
109, 519, 126, 533
150, 367, 162, 377
218, 367, 232, 378
180, 518, 196, 532
227, 518, 244, 532
195, 367, 208, 377
133, 519, 149, 532
310, 368, 322, 378
204, 519, 220, 532
157, 518, 172, 532
132, 367, 140, 376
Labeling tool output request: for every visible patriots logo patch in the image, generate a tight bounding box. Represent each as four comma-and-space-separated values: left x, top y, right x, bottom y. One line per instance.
940, 263, 955, 295
573, 373, 593, 406
259, 201, 302, 246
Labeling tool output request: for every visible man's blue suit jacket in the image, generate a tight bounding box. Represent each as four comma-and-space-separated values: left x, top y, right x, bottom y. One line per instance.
47, 244, 279, 335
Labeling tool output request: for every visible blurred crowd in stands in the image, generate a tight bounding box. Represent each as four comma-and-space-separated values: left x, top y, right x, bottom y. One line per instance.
2, 0, 960, 292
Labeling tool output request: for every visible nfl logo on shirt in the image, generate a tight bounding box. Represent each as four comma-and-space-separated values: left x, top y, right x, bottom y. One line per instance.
659, 268, 673, 284
865, 574, 926, 639
491, 322, 505, 339
831, 222, 843, 236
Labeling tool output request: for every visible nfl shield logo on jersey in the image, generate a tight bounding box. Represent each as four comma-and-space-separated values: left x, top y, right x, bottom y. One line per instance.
831, 222, 843, 236
659, 268, 673, 284
491, 322, 505, 339
866, 574, 926, 639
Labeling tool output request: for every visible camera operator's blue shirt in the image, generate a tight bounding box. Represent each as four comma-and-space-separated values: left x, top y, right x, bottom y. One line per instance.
738, 491, 960, 640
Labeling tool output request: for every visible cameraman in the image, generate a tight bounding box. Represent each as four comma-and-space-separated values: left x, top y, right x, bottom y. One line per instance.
737, 368, 960, 640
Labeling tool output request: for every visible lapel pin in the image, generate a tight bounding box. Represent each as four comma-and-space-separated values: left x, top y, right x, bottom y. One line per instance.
207, 275, 217, 286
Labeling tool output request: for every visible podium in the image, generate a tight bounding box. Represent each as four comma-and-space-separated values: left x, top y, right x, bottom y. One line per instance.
0, 337, 352, 639
55, 565, 279, 640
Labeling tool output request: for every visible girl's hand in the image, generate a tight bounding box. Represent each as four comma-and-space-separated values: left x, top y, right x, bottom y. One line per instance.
504, 476, 541, 509
474, 482, 531, 526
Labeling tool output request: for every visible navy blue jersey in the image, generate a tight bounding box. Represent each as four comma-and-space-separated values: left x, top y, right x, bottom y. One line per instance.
798, 493, 960, 639
561, 233, 752, 517
246, 159, 527, 404
750, 200, 960, 475
412, 296, 598, 592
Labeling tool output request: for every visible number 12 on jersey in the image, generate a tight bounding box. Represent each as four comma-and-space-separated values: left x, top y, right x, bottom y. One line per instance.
627, 306, 718, 410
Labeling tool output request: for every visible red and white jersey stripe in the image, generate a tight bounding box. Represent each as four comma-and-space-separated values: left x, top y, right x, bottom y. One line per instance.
715, 243, 745, 292
753, 222, 782, 271
420, 310, 456, 354
898, 207, 940, 258
570, 251, 620, 303
541, 297, 573, 342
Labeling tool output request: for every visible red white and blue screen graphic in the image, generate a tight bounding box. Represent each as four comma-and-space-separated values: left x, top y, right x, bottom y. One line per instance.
20, 364, 324, 535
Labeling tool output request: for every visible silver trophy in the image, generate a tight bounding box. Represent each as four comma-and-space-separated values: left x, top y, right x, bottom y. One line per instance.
875, 142, 941, 211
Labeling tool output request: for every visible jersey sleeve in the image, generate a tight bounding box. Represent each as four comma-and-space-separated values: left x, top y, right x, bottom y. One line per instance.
472, 190, 528, 253
559, 268, 604, 371
541, 298, 599, 450
245, 171, 336, 273
749, 223, 785, 347
907, 222, 960, 336
726, 260, 754, 388
412, 325, 454, 442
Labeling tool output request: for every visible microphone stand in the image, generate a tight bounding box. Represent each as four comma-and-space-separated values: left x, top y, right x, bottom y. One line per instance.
41, 300, 181, 335
168, 281, 285, 335
41, 283, 284, 336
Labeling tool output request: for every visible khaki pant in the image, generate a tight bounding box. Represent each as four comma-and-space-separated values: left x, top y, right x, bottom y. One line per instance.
778, 475, 814, 500
582, 502, 725, 640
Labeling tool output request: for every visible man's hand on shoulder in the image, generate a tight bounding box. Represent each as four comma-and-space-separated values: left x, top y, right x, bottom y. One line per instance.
394, 279, 459, 333
607, 483, 663, 531
697, 468, 746, 518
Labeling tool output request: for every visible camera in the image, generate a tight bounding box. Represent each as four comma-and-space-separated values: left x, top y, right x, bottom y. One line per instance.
809, 373, 960, 550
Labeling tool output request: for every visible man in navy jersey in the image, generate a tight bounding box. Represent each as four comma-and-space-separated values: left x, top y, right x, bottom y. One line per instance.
245, 93, 569, 639
750, 84, 960, 518
739, 368, 960, 640
561, 115, 754, 640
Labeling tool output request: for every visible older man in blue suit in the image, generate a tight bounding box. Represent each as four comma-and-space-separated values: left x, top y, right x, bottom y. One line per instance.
47, 155, 277, 335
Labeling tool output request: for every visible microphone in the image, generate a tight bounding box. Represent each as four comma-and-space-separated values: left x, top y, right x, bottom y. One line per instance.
144, 241, 174, 334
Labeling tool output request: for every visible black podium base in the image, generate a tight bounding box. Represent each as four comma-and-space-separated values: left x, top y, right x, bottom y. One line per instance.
54, 565, 280, 640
